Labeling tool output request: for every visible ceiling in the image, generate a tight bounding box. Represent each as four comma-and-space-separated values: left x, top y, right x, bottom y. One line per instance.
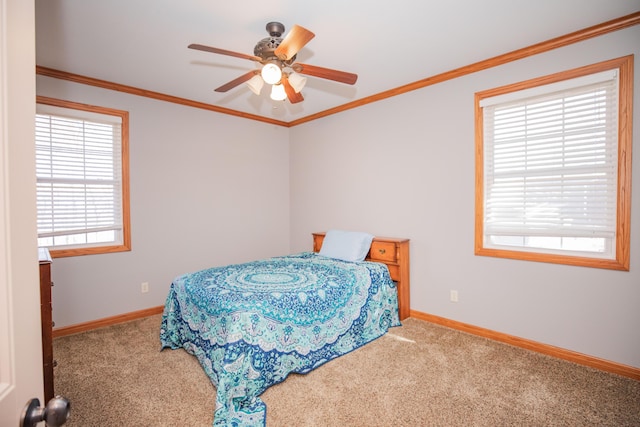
35, 1, 639, 124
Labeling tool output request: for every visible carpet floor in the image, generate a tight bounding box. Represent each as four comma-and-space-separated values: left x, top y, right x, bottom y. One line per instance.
52, 315, 640, 426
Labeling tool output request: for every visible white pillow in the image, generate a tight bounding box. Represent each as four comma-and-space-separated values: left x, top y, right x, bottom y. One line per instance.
319, 230, 374, 262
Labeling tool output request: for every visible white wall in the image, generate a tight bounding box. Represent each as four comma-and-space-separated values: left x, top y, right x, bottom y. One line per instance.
289, 26, 640, 368
37, 76, 291, 328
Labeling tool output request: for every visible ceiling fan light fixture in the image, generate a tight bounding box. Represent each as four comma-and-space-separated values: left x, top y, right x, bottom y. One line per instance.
188, 22, 358, 104
246, 74, 264, 95
261, 63, 282, 85
270, 83, 287, 101
287, 72, 307, 93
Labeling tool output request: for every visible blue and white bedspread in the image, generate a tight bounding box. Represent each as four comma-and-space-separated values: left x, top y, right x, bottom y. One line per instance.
160, 252, 400, 426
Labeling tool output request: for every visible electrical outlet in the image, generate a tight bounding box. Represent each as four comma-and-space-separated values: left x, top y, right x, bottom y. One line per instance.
141, 282, 149, 293
450, 290, 458, 302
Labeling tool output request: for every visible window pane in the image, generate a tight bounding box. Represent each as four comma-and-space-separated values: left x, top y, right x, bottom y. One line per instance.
35, 100, 127, 254
483, 76, 617, 256
475, 57, 632, 270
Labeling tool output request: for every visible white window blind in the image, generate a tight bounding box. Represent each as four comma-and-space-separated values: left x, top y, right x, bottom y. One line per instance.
35, 109, 123, 249
482, 71, 618, 257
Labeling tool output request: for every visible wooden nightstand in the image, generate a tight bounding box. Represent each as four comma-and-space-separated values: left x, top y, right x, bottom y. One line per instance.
312, 232, 410, 320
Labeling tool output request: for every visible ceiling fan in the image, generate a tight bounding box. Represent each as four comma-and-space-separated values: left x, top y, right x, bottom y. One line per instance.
188, 22, 358, 104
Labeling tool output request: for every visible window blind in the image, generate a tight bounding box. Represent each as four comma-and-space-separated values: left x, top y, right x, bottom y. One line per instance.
35, 112, 123, 248
482, 74, 618, 244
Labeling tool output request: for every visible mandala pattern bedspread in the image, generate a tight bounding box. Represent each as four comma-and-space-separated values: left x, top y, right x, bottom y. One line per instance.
160, 252, 400, 426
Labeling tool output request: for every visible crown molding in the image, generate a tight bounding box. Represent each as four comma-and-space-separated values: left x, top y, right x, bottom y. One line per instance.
37, 12, 640, 127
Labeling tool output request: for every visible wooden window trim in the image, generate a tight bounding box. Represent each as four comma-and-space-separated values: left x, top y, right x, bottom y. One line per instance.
474, 55, 633, 270
36, 96, 131, 258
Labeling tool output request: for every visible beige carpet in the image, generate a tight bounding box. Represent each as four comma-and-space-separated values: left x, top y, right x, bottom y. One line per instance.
53, 315, 640, 426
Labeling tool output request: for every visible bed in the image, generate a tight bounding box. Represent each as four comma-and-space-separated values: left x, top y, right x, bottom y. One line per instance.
160, 231, 410, 426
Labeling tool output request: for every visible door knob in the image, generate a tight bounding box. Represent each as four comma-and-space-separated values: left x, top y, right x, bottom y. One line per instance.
20, 396, 70, 427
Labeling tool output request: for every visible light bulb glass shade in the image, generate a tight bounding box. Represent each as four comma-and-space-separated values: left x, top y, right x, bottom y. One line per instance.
246, 74, 264, 95
270, 84, 287, 101
261, 63, 282, 85
287, 72, 307, 93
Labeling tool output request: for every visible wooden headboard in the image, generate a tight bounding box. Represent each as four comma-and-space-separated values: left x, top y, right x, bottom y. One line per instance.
312, 232, 410, 320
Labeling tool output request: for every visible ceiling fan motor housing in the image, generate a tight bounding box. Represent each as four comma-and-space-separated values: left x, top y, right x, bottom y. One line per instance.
254, 22, 295, 65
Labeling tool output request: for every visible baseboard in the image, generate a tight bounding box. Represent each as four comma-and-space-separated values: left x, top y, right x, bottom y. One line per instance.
410, 310, 640, 381
52, 306, 164, 338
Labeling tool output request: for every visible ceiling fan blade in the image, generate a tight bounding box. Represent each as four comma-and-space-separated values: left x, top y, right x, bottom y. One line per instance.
274, 25, 315, 61
282, 75, 304, 104
214, 70, 259, 92
292, 63, 358, 85
188, 43, 262, 62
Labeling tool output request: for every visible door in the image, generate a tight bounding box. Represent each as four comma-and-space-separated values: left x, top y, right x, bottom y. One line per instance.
0, 0, 44, 426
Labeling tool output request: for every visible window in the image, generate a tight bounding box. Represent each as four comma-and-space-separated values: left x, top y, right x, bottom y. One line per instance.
35, 97, 130, 257
475, 56, 632, 270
